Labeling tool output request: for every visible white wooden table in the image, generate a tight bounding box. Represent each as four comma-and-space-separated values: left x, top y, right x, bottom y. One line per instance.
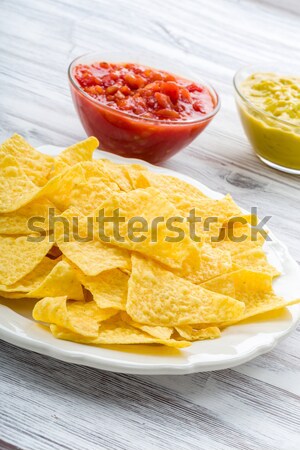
0, 0, 300, 449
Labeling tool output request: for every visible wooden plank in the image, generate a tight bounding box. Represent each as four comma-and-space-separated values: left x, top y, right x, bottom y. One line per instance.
0, 340, 299, 450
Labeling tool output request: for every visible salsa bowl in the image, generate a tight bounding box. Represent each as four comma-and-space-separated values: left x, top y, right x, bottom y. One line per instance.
68, 52, 220, 164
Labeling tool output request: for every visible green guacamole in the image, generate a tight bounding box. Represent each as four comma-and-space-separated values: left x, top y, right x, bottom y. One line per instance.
238, 73, 300, 170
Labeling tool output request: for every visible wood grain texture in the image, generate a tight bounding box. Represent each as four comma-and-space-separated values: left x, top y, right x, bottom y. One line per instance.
0, 0, 300, 449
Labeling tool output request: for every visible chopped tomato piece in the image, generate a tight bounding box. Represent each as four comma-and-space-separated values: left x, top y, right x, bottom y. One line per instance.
73, 62, 215, 121
154, 92, 173, 109
161, 82, 180, 104
156, 109, 180, 119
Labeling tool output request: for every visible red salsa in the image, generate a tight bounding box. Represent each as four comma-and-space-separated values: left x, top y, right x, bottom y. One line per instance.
73, 62, 215, 121
70, 60, 219, 163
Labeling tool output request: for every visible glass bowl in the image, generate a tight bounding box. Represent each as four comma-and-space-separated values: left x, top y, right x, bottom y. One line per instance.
234, 65, 300, 174
68, 51, 220, 164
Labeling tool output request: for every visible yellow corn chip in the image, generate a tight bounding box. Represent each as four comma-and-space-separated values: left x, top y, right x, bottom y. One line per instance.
46, 163, 87, 211
211, 225, 266, 254
0, 199, 58, 235
134, 171, 208, 213
0, 153, 41, 213
224, 213, 256, 228
48, 161, 121, 214
122, 164, 149, 188
121, 312, 173, 339
93, 187, 200, 270
67, 179, 120, 215
0, 152, 73, 213
27, 260, 83, 300
58, 240, 131, 277
80, 161, 123, 188
190, 194, 243, 241
202, 272, 236, 297
0, 236, 53, 285
227, 270, 300, 324
33, 296, 117, 337
80, 161, 111, 182
54, 211, 131, 276
203, 269, 300, 325
67, 301, 118, 330
0, 134, 54, 186
232, 248, 280, 277
136, 176, 245, 238
50, 137, 99, 177
0, 256, 57, 293
0, 291, 28, 299
175, 243, 232, 284
97, 159, 133, 191
127, 254, 245, 326
175, 325, 221, 341
76, 268, 128, 310
50, 320, 190, 348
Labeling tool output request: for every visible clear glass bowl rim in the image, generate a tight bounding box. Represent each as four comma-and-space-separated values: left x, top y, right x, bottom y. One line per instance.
68, 52, 221, 125
233, 65, 300, 129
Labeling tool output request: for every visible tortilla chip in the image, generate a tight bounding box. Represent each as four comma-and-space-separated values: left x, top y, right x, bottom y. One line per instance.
50, 320, 190, 348
0, 134, 54, 186
67, 179, 120, 215
121, 312, 173, 339
134, 171, 208, 213
211, 224, 266, 254
175, 243, 232, 284
232, 248, 280, 277
80, 161, 111, 182
0, 236, 53, 285
203, 269, 300, 325
0, 153, 41, 213
0, 199, 58, 235
76, 268, 128, 310
201, 272, 236, 297
0, 152, 75, 213
54, 211, 131, 276
93, 187, 200, 270
190, 194, 244, 241
81, 161, 122, 186
122, 164, 149, 188
33, 296, 117, 337
46, 163, 87, 211
227, 270, 300, 324
48, 161, 121, 214
126, 254, 245, 326
0, 256, 57, 293
175, 325, 221, 341
50, 137, 99, 177
61, 242, 131, 277
28, 260, 83, 300
97, 159, 133, 191
0, 291, 26, 299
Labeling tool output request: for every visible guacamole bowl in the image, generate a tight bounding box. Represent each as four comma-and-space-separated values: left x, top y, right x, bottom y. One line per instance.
234, 66, 300, 174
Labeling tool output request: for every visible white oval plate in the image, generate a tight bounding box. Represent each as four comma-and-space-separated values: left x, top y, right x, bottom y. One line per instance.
0, 146, 299, 375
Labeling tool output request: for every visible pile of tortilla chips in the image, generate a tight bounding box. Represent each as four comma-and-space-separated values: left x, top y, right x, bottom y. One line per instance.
0, 134, 299, 349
